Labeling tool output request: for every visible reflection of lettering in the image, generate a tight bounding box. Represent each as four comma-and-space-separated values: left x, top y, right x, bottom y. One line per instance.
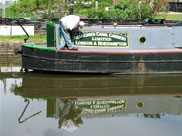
82, 108, 106, 114
96, 99, 125, 104
90, 104, 110, 109
75, 101, 92, 105
106, 105, 124, 112
74, 99, 127, 114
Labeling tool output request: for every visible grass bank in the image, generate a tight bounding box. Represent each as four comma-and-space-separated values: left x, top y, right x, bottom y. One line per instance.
154, 13, 182, 20
0, 34, 46, 44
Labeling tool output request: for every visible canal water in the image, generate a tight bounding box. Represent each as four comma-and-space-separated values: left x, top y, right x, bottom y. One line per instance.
1, 72, 182, 136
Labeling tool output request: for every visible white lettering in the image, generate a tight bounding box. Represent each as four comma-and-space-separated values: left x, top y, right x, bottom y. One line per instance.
109, 33, 127, 41
92, 37, 112, 41
96, 32, 108, 37
98, 42, 127, 46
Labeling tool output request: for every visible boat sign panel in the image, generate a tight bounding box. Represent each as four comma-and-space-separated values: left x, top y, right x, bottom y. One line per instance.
75, 31, 129, 47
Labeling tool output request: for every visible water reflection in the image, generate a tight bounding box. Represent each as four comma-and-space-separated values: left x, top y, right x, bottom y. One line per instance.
18, 98, 42, 124
1, 73, 182, 135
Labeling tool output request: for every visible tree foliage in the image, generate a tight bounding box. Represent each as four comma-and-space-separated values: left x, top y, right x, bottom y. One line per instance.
108, 0, 132, 19
6, 0, 168, 19
131, 1, 154, 19
8, 0, 67, 18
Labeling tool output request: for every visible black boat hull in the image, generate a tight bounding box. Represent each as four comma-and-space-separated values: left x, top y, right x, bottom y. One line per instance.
22, 46, 182, 74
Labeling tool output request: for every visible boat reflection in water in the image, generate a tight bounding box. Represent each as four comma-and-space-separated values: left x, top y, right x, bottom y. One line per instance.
9, 73, 182, 131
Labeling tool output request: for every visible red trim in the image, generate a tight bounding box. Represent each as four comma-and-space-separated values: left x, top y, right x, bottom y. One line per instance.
56, 49, 182, 54
90, 25, 170, 29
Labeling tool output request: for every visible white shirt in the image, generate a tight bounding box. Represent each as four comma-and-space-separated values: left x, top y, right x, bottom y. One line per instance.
61, 15, 80, 30
62, 120, 78, 132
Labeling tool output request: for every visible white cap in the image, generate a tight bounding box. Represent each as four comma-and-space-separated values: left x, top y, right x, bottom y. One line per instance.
79, 21, 85, 27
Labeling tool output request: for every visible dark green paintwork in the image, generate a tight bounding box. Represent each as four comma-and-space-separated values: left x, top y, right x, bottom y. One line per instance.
46, 22, 56, 47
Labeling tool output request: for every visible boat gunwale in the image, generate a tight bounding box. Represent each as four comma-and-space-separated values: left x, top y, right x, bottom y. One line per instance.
22, 44, 182, 54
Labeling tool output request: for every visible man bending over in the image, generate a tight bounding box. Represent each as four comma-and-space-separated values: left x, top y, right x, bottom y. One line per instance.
58, 15, 85, 50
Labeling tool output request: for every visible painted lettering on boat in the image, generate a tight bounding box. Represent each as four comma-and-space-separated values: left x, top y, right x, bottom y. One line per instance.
75, 31, 129, 47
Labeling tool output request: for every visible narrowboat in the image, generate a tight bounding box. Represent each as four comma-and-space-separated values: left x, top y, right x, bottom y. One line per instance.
15, 19, 182, 74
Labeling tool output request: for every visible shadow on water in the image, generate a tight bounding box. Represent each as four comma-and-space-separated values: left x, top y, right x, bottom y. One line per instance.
1, 72, 182, 133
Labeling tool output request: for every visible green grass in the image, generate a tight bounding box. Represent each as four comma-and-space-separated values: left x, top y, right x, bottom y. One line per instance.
5, 8, 36, 18
154, 13, 182, 20
0, 34, 46, 44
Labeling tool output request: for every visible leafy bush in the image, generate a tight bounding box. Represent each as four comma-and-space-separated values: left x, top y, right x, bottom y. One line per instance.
131, 2, 154, 19
98, 1, 113, 8
153, 0, 169, 12
107, 0, 132, 19
7, 0, 65, 18
77, 8, 108, 19
140, 2, 154, 19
